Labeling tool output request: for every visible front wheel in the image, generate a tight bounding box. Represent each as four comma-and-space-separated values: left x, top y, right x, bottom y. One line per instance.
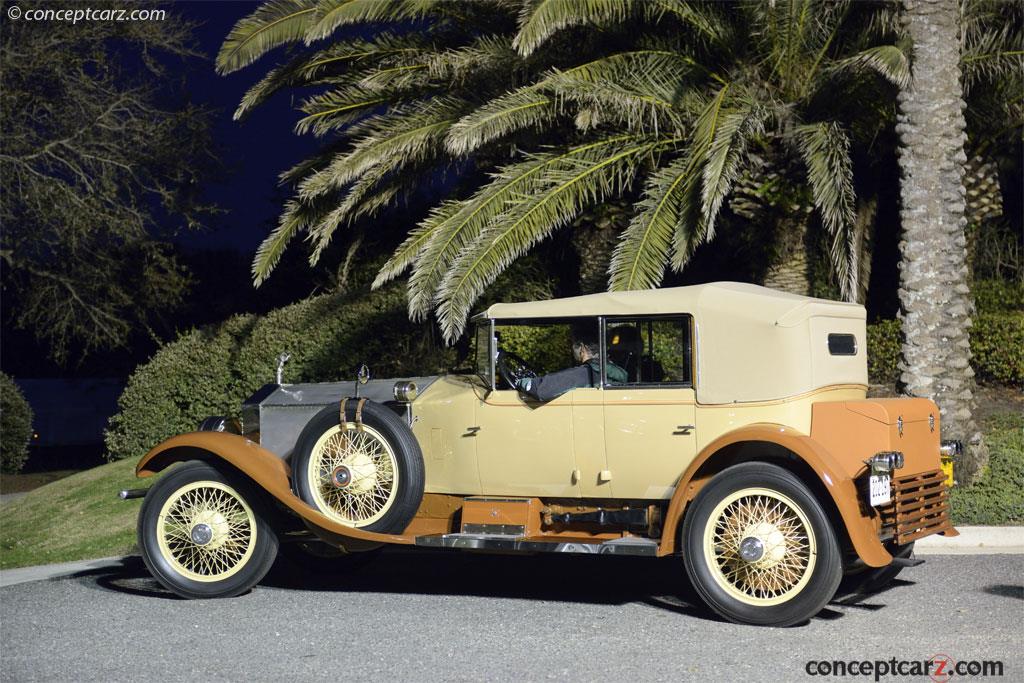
138, 461, 279, 599
682, 462, 842, 626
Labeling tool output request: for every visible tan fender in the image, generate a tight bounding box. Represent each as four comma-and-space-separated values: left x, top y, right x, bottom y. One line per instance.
658, 424, 892, 567
136, 432, 416, 546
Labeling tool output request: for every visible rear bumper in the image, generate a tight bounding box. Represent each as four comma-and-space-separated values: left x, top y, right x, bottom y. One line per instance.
876, 469, 958, 545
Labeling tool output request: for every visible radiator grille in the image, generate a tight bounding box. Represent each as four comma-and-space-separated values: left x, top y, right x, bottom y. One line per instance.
878, 469, 953, 544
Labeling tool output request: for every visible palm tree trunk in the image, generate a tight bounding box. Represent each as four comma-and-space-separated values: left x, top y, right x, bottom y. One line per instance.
897, 0, 986, 484
763, 211, 812, 296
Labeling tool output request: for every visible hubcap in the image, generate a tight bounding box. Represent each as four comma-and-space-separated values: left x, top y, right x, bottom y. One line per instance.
308, 424, 400, 527
738, 536, 765, 563
190, 523, 214, 546
702, 488, 817, 606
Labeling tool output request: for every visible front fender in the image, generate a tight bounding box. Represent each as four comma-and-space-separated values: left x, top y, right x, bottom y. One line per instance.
658, 424, 892, 567
136, 432, 415, 546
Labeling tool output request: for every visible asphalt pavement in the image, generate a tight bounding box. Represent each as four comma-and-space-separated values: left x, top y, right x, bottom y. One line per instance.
1, 550, 1021, 682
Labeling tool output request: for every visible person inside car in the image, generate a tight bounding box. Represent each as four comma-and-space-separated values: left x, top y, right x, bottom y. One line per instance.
515, 333, 627, 401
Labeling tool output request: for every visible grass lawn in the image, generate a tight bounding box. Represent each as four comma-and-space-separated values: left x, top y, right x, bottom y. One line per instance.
0, 457, 162, 570
0, 412, 1020, 571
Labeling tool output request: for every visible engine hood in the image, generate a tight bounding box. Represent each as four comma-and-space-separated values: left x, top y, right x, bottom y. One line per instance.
242, 376, 441, 458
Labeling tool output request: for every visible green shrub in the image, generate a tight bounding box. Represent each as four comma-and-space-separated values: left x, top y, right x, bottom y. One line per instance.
104, 285, 455, 462
970, 312, 1024, 386
866, 319, 901, 385
973, 278, 1024, 313
866, 311, 1023, 387
950, 412, 1024, 525
0, 373, 33, 474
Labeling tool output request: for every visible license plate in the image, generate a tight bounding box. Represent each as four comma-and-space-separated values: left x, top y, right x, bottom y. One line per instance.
869, 474, 892, 506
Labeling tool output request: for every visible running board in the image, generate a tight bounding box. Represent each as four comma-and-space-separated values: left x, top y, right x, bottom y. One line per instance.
414, 533, 658, 557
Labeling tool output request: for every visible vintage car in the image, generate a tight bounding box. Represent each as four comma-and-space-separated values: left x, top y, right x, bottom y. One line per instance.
127, 282, 958, 626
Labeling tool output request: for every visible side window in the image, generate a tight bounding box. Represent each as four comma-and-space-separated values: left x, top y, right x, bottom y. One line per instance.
605, 316, 692, 387
492, 317, 600, 387
473, 322, 494, 387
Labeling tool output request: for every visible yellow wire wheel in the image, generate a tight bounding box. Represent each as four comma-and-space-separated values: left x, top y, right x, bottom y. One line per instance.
701, 487, 817, 606
292, 402, 425, 535
138, 460, 279, 599
306, 423, 401, 527
682, 462, 843, 626
155, 480, 258, 583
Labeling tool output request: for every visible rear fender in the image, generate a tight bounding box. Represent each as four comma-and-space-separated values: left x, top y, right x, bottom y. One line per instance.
659, 424, 892, 567
136, 432, 415, 546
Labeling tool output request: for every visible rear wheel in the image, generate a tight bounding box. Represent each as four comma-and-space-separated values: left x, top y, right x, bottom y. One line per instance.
682, 462, 843, 626
138, 461, 279, 599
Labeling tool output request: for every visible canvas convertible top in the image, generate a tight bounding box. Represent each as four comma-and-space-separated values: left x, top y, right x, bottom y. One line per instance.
477, 282, 868, 404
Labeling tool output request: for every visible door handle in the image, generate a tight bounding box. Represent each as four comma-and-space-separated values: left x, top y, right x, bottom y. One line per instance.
465, 426, 481, 436
674, 425, 694, 435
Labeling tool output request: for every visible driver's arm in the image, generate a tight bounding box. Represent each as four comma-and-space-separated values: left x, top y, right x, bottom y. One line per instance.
517, 364, 594, 402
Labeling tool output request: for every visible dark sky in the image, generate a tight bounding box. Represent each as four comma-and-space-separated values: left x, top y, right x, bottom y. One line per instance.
175, 1, 318, 252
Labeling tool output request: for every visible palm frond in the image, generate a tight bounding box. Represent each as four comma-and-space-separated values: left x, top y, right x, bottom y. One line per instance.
446, 49, 693, 155
514, 0, 634, 56
435, 135, 673, 340
306, 0, 439, 44
645, 0, 727, 43
544, 51, 696, 134
298, 97, 469, 199
217, 0, 317, 75
372, 209, 453, 290
399, 135, 636, 318
445, 88, 555, 155
831, 45, 910, 89
795, 121, 856, 300
700, 103, 764, 239
234, 34, 428, 120
294, 87, 388, 136
608, 154, 698, 291
252, 198, 321, 286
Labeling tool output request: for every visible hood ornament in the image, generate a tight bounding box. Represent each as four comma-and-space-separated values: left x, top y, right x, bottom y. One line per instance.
354, 364, 370, 398
929, 413, 935, 433
275, 352, 291, 384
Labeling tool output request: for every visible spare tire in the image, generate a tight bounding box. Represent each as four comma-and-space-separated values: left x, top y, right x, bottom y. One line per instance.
291, 400, 424, 533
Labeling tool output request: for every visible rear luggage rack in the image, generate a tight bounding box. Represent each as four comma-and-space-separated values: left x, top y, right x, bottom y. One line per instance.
878, 469, 953, 544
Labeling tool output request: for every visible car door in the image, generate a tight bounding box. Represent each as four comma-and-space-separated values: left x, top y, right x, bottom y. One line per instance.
601, 316, 698, 500
471, 318, 597, 498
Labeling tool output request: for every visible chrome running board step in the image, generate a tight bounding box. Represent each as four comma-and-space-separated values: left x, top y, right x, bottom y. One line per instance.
414, 533, 658, 557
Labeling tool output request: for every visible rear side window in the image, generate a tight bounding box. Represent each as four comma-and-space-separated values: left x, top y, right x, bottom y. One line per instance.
827, 333, 857, 356
605, 317, 692, 386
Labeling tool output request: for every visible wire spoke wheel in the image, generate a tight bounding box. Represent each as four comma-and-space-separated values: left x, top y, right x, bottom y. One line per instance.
156, 480, 258, 583
307, 423, 400, 527
702, 487, 817, 606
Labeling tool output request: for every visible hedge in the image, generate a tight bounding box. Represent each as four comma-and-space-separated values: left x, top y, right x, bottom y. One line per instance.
104, 285, 454, 462
1, 373, 33, 474
950, 412, 1024, 525
867, 312, 1023, 386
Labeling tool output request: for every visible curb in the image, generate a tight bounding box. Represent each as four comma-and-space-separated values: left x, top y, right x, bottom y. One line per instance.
914, 525, 1024, 555
0, 555, 132, 589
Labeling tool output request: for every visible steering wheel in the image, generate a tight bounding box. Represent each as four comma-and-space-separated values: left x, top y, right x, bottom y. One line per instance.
495, 350, 539, 389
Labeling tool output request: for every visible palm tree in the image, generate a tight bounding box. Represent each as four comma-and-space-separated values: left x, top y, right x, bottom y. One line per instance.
894, 0, 993, 484
220, 0, 907, 341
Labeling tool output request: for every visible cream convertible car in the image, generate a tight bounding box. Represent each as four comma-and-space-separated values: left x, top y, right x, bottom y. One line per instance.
128, 283, 957, 626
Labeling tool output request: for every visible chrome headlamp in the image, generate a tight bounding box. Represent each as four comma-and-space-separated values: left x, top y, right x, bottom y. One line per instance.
867, 451, 904, 474
393, 381, 418, 402
939, 440, 962, 458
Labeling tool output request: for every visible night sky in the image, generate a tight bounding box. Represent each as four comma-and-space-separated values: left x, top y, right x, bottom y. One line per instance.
175, 1, 318, 252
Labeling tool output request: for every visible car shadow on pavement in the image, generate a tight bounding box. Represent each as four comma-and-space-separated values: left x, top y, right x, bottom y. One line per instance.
983, 584, 1023, 600
81, 549, 881, 626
